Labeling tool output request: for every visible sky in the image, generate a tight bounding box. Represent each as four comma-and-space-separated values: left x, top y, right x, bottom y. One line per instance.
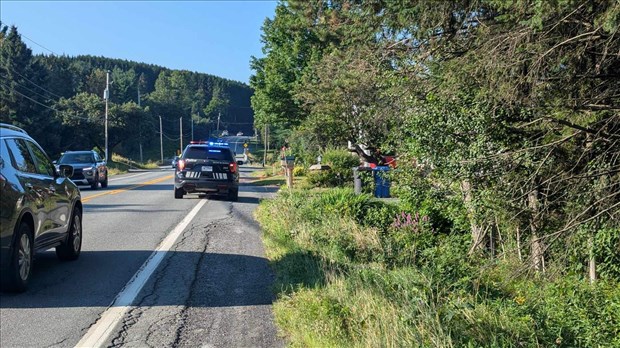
0, 1, 278, 84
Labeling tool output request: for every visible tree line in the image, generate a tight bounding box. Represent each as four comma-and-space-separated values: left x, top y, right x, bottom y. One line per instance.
250, 1, 620, 280
0, 23, 254, 161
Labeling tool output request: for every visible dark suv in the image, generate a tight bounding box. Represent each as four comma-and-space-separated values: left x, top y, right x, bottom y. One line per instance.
0, 124, 83, 292
55, 150, 108, 189
174, 141, 239, 201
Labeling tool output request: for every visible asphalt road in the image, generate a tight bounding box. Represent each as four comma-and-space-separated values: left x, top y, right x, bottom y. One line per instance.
0, 166, 283, 348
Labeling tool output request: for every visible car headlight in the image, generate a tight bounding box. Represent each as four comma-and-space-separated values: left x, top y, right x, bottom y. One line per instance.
84, 170, 93, 176
82, 167, 93, 171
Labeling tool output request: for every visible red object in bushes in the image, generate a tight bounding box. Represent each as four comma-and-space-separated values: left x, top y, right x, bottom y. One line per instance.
384, 156, 396, 168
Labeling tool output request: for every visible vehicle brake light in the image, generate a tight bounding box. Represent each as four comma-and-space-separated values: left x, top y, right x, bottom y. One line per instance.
178, 159, 186, 171
229, 162, 237, 173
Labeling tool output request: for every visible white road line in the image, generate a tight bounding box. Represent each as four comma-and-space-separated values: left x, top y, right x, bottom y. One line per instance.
75, 199, 208, 348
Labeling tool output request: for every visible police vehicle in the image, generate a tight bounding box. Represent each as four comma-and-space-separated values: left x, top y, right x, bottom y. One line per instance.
173, 141, 239, 201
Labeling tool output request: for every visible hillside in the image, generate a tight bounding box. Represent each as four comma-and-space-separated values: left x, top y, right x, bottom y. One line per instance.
0, 24, 254, 160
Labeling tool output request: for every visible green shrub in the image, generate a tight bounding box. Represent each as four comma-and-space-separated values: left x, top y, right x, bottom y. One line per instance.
566, 226, 620, 280
394, 170, 469, 234
312, 188, 371, 221
307, 148, 359, 187
360, 201, 401, 229
292, 165, 307, 177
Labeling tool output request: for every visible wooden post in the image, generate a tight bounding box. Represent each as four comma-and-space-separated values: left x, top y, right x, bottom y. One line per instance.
282, 155, 295, 188
528, 185, 545, 272
461, 179, 485, 254
286, 167, 293, 188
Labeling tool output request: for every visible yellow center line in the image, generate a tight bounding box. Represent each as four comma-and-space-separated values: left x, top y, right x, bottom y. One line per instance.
82, 174, 174, 203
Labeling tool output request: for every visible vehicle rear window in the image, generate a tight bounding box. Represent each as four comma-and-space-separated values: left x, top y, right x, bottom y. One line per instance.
59, 153, 95, 164
183, 146, 232, 161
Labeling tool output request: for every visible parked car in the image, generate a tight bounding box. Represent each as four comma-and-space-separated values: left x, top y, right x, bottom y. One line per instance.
171, 155, 179, 168
55, 150, 108, 189
174, 141, 239, 201
0, 123, 83, 292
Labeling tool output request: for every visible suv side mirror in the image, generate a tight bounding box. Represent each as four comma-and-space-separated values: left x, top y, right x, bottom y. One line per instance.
58, 164, 74, 178
52, 160, 57, 164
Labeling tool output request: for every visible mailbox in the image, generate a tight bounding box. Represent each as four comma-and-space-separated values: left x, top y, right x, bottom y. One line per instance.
281, 155, 295, 169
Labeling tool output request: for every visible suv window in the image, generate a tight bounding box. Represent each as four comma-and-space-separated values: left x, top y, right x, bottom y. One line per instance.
5, 138, 37, 174
27, 141, 55, 176
0, 140, 11, 170
183, 146, 233, 161
59, 153, 95, 164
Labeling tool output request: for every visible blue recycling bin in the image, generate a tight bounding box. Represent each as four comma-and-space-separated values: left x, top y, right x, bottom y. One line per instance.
373, 166, 391, 198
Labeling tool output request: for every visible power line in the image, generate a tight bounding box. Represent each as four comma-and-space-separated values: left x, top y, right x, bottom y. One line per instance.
151, 123, 180, 141
20, 33, 58, 55
3, 83, 60, 112
6, 65, 64, 99
222, 121, 255, 125
1, 81, 96, 121
13, 80, 53, 102
162, 133, 180, 141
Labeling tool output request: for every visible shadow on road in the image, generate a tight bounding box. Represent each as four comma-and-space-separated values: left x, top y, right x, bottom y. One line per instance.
236, 196, 261, 204
240, 185, 279, 194
0, 251, 274, 309
81, 183, 173, 192
83, 203, 180, 214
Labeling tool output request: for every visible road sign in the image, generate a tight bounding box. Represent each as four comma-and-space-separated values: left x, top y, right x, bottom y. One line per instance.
243, 143, 248, 148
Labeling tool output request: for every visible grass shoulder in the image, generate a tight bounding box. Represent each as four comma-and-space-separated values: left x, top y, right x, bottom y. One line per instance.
255, 185, 620, 347
107, 154, 161, 176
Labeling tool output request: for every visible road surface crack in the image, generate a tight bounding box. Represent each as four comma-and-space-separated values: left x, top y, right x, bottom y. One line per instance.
110, 226, 204, 347
43, 337, 69, 348
170, 225, 212, 347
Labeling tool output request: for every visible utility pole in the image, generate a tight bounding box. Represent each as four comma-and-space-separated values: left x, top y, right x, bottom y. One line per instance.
104, 70, 110, 162
217, 112, 221, 134
180, 117, 183, 154
138, 85, 143, 163
159, 115, 163, 164
191, 117, 194, 141
263, 124, 268, 167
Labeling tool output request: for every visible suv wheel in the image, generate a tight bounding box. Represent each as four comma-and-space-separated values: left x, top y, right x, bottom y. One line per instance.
1, 222, 33, 292
101, 172, 108, 188
90, 172, 99, 190
56, 207, 82, 261
174, 187, 184, 199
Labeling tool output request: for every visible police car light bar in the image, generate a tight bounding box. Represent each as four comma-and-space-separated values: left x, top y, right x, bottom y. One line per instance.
208, 141, 229, 147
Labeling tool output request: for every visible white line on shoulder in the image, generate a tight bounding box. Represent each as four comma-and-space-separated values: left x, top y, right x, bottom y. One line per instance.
75, 199, 208, 348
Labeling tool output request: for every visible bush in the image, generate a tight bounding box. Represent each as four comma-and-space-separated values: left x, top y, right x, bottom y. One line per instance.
307, 148, 359, 187
292, 165, 307, 177
566, 226, 620, 280
256, 187, 620, 348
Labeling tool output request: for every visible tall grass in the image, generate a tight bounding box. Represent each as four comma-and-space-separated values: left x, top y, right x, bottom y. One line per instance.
256, 188, 620, 347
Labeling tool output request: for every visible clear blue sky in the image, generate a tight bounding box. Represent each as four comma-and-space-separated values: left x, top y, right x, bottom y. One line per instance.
0, 1, 277, 84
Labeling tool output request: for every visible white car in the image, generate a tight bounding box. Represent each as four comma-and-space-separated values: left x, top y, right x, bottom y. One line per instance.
234, 153, 247, 165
